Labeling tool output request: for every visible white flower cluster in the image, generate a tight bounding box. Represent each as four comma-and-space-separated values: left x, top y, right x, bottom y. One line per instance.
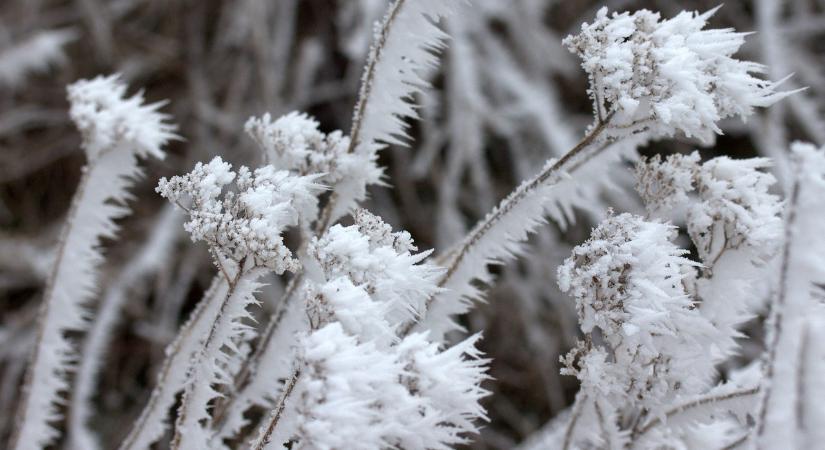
290, 210, 488, 449
245, 111, 381, 188
156, 157, 323, 273
635, 152, 783, 263
67, 74, 177, 160
558, 213, 717, 412
564, 7, 791, 142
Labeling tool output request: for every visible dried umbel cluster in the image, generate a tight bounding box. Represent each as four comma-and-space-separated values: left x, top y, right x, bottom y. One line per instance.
156, 157, 323, 273
550, 148, 797, 448
634, 152, 700, 216
245, 112, 380, 188
305, 209, 436, 327
558, 213, 716, 414
564, 7, 792, 142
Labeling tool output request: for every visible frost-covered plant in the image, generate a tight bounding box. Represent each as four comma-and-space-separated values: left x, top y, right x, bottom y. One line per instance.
252, 210, 487, 449
157, 157, 323, 273
558, 214, 717, 416
421, 5, 791, 342
563, 6, 794, 143
544, 147, 797, 448
154, 158, 321, 449
111, 3, 491, 448
10, 3, 816, 450
12, 75, 175, 450
552, 202, 774, 448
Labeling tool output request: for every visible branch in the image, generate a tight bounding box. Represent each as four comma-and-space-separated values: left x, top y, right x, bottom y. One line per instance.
406, 112, 618, 338
250, 368, 302, 450
634, 387, 760, 439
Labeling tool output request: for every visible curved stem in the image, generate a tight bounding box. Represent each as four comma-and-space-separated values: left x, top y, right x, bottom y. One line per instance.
399, 114, 615, 338
437, 114, 614, 288
756, 176, 801, 439
170, 260, 247, 449
11, 165, 94, 449
118, 275, 227, 450
314, 0, 409, 228
345, 0, 407, 156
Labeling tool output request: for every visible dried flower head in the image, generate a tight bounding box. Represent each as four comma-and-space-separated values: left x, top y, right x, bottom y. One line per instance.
157, 157, 323, 273
564, 7, 794, 143
558, 213, 717, 411
245, 111, 381, 187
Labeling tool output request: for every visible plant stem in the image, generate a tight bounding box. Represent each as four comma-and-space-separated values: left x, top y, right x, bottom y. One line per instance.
170, 259, 247, 450
345, 0, 407, 156
210, 275, 303, 433
250, 368, 302, 450
633, 386, 760, 440
438, 114, 614, 287
756, 175, 801, 440
562, 392, 587, 450
11, 165, 93, 450
118, 274, 227, 450
399, 113, 616, 338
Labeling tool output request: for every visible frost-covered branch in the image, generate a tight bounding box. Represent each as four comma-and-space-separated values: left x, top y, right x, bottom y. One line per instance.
320, 0, 459, 226
67, 206, 181, 450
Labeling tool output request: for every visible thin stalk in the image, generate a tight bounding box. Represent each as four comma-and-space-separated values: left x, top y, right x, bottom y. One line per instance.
118, 274, 227, 450
345, 0, 407, 156
170, 258, 248, 450
314, 0, 408, 230
11, 166, 94, 450
250, 368, 302, 450
400, 113, 615, 337
439, 115, 613, 286
210, 275, 302, 432
755, 178, 801, 439
633, 386, 760, 440
562, 393, 588, 450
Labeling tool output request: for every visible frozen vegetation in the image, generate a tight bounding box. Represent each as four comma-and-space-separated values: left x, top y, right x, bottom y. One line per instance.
1, 1, 825, 449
